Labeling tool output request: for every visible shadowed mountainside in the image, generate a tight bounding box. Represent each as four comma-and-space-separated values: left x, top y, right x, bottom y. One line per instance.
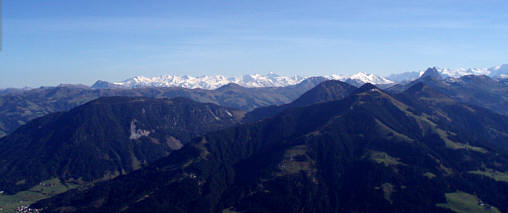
388, 68, 508, 115
0, 97, 244, 194
0, 77, 326, 138
243, 80, 356, 122
33, 84, 508, 213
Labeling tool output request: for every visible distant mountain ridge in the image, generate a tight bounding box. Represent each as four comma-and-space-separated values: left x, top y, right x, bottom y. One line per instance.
93, 64, 508, 90
387, 64, 508, 82
0, 78, 325, 138
388, 67, 508, 115
93, 72, 393, 89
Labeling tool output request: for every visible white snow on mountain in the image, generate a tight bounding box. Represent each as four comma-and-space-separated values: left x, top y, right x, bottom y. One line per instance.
350, 72, 394, 84
234, 73, 307, 88
109, 73, 307, 90
387, 64, 508, 82
112, 75, 235, 90
418, 67, 490, 78
94, 64, 507, 90
327, 72, 394, 85
97, 72, 393, 89
490, 64, 508, 78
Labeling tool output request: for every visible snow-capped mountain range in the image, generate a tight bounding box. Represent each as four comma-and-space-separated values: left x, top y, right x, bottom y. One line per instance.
107, 73, 307, 90
92, 64, 508, 90
387, 64, 508, 82
93, 72, 394, 90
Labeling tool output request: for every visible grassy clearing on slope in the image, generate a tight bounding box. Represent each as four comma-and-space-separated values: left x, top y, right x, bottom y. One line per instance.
0, 178, 79, 213
423, 172, 436, 179
469, 169, 508, 183
435, 129, 488, 154
368, 150, 405, 167
437, 191, 500, 213
222, 207, 241, 213
277, 145, 316, 176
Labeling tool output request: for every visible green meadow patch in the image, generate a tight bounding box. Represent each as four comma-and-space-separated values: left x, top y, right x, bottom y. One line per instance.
469, 169, 508, 183
437, 191, 500, 213
368, 150, 406, 167
0, 178, 79, 213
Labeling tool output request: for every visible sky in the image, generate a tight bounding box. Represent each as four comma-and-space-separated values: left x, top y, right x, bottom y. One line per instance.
1, 0, 508, 88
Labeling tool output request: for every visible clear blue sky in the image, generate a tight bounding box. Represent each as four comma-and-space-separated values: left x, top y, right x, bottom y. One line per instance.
1, 0, 507, 88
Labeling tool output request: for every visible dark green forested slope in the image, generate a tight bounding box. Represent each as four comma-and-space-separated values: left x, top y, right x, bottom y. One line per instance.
243, 80, 356, 122
33, 84, 508, 213
0, 97, 244, 194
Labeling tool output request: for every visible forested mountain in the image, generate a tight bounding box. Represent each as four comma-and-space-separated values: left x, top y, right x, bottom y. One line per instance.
33, 84, 508, 213
243, 80, 356, 122
0, 77, 325, 138
0, 97, 244, 194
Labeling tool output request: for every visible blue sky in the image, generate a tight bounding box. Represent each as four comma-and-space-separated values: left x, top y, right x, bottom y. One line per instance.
1, 0, 508, 88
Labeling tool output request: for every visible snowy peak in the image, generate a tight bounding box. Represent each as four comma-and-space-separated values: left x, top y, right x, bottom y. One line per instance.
93, 73, 393, 90
326, 72, 393, 86
350, 72, 394, 84
113, 75, 235, 90
416, 67, 489, 79
434, 67, 490, 78
490, 64, 508, 78
429, 65, 508, 79
434, 64, 508, 79
101, 74, 307, 90
389, 64, 508, 82
238, 73, 306, 88
91, 64, 507, 90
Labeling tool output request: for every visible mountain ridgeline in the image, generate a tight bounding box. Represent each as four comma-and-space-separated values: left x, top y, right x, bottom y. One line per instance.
388, 67, 508, 115
0, 77, 326, 138
243, 80, 357, 122
2, 71, 507, 139
0, 97, 244, 194
33, 83, 508, 212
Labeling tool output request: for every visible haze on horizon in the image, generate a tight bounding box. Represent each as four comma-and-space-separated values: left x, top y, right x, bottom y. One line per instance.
1, 0, 508, 88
